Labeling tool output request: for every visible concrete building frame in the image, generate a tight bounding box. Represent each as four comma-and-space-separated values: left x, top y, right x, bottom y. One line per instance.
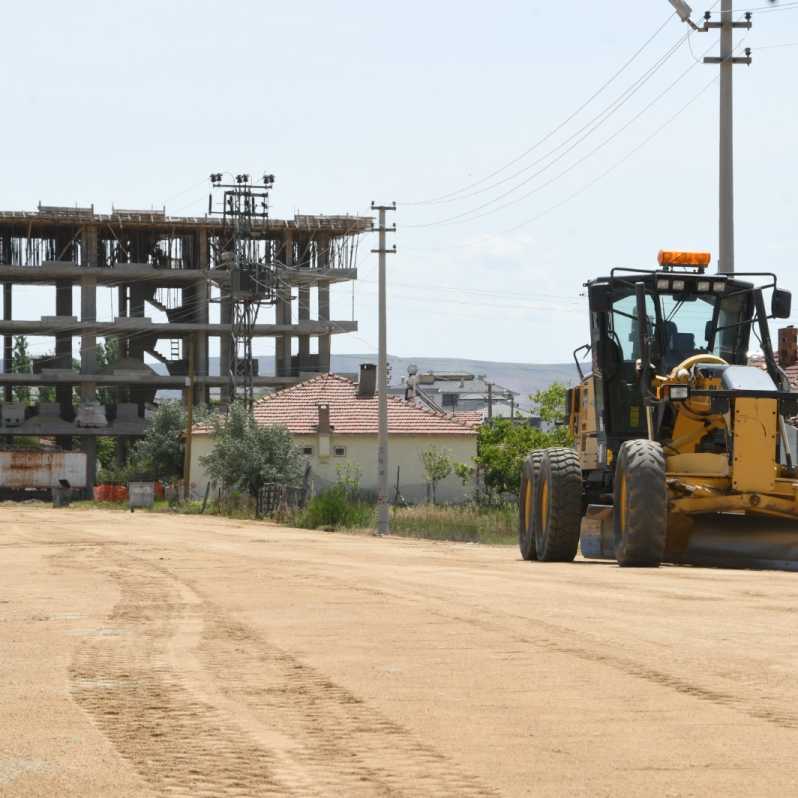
0, 205, 371, 487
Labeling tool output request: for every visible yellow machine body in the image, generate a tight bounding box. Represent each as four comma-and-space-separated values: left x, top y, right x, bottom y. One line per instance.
568, 354, 798, 567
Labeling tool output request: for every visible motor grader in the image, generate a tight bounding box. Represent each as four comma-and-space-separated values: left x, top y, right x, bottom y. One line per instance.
519, 250, 798, 568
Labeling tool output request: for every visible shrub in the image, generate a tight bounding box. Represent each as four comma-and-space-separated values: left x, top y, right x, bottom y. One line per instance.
420, 445, 452, 504
294, 485, 373, 530
200, 402, 304, 497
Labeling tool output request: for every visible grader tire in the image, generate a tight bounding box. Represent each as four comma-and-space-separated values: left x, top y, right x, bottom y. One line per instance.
613, 439, 667, 567
518, 452, 543, 561
535, 448, 583, 562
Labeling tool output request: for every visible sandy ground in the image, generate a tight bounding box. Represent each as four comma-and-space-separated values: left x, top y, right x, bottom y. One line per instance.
2, 506, 798, 797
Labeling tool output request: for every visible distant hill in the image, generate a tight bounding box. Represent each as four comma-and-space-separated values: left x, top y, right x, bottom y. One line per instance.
203, 355, 579, 409
0, 355, 578, 409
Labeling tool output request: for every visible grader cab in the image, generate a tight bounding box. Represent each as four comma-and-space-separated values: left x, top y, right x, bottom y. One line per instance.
519, 251, 798, 568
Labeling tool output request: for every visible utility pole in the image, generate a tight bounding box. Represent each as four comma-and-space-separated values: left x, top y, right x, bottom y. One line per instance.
183, 336, 195, 502
487, 382, 493, 421
705, 2, 752, 274
371, 202, 396, 536
670, 0, 752, 274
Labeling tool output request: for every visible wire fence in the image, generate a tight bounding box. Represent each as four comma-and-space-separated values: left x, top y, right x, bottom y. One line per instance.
256, 482, 308, 518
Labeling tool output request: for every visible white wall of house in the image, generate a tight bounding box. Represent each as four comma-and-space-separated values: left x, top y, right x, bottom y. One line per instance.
188, 432, 476, 504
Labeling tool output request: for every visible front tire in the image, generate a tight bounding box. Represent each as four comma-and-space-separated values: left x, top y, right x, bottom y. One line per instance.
613, 439, 667, 567
519, 452, 543, 560
535, 448, 582, 562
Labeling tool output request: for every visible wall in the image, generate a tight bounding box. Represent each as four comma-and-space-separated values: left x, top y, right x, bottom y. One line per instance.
188, 431, 476, 504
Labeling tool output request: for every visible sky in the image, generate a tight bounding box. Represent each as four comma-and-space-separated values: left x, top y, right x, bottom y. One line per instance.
1, 0, 797, 365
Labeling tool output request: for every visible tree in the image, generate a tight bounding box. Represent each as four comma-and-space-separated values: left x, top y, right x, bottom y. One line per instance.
420, 445, 453, 504
531, 381, 570, 431
128, 401, 186, 481
11, 335, 31, 403
200, 402, 304, 497
473, 382, 573, 500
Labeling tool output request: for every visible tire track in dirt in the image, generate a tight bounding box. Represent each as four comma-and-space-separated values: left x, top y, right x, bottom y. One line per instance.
65, 546, 496, 797
68, 549, 287, 797
237, 557, 798, 732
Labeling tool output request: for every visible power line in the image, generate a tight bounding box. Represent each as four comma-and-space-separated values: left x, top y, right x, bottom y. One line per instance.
406, 32, 718, 230
399, 12, 678, 207
756, 40, 798, 48
403, 33, 691, 225
404, 62, 720, 257
406, 33, 692, 215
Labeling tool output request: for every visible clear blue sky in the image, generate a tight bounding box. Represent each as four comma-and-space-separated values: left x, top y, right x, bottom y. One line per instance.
2, 0, 797, 364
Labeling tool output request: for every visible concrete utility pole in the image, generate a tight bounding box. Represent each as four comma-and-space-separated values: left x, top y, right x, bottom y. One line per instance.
670, 0, 752, 274
705, 2, 752, 274
183, 336, 195, 502
371, 202, 396, 536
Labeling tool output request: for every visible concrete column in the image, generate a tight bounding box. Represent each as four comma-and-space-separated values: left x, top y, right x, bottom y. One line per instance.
195, 230, 209, 404
80, 275, 97, 486
55, 280, 73, 439
2, 235, 11, 401
3, 283, 11, 402
82, 224, 99, 268
117, 284, 128, 358
298, 237, 311, 368
277, 232, 294, 377
318, 235, 331, 374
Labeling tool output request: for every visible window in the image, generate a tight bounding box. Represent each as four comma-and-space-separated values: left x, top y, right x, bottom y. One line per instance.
302, 446, 313, 456
441, 393, 458, 407
333, 446, 347, 457
609, 293, 656, 362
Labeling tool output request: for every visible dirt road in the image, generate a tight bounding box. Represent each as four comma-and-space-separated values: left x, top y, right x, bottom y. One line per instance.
2, 506, 798, 796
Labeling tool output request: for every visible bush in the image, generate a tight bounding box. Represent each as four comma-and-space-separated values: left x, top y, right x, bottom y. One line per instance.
129, 401, 186, 481
293, 485, 374, 530
200, 402, 304, 497
475, 382, 573, 499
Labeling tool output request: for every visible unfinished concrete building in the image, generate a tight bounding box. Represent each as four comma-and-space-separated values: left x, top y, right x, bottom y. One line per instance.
0, 204, 371, 486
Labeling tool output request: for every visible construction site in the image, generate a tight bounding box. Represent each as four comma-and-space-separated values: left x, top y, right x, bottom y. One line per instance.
5, 1, 798, 797
0, 194, 371, 487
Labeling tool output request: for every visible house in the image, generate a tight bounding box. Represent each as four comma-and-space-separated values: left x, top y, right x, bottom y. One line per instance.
391, 368, 521, 419
188, 366, 479, 503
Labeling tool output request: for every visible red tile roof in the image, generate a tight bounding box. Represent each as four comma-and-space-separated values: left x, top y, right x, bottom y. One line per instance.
749, 353, 798, 389
451, 410, 485, 429
193, 374, 477, 436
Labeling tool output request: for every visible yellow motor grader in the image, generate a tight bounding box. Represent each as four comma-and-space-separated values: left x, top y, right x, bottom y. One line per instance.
519, 250, 798, 568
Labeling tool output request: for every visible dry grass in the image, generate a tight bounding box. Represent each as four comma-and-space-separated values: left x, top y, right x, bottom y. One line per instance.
387, 503, 516, 545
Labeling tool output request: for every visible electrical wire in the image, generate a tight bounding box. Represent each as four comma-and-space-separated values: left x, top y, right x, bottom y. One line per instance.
399, 12, 678, 207
403, 32, 691, 226
405, 31, 716, 230
755, 40, 798, 48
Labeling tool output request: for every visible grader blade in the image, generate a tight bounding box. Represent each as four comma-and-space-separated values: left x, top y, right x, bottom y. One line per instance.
671, 514, 798, 572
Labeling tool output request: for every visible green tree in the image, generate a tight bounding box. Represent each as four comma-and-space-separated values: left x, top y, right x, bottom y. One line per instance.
128, 401, 186, 481
200, 402, 304, 497
474, 382, 573, 500
420, 445, 453, 504
11, 335, 31, 403
531, 381, 570, 429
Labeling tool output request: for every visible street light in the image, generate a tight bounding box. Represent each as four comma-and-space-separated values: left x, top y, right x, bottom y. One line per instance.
668, 0, 693, 23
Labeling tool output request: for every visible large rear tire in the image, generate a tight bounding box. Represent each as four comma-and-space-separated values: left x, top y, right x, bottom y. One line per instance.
535, 448, 582, 562
519, 452, 543, 560
613, 439, 667, 567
